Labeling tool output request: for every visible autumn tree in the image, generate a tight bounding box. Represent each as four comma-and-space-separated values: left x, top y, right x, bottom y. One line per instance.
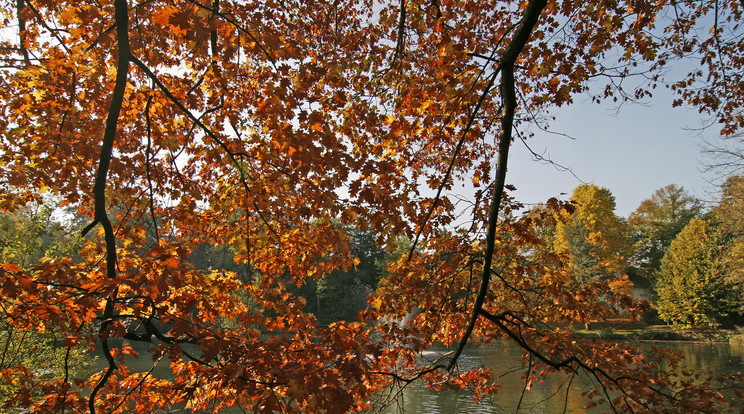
655, 219, 740, 328
715, 176, 744, 239
712, 176, 744, 309
554, 184, 631, 283
1, 0, 744, 413
627, 184, 702, 283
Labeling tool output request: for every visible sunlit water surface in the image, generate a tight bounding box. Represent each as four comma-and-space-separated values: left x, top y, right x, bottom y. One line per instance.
94, 339, 744, 413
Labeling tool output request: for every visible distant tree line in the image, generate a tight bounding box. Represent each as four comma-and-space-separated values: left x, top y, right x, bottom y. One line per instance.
539, 180, 744, 329
0, 203, 94, 411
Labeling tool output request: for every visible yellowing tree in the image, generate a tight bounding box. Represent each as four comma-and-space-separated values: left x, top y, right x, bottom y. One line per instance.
555, 184, 631, 282
713, 176, 744, 312
656, 219, 739, 328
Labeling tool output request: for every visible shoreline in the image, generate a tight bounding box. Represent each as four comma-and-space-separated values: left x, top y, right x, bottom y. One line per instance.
573, 319, 743, 343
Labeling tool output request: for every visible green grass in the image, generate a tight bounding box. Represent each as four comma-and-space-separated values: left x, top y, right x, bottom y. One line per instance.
573, 319, 736, 342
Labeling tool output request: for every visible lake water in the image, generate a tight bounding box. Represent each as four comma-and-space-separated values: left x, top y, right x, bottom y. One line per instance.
94, 339, 744, 413
374, 341, 744, 413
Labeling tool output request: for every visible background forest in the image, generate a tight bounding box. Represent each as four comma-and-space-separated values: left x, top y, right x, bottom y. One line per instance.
4, 178, 741, 332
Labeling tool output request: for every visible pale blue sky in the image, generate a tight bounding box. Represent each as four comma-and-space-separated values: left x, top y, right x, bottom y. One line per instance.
507, 89, 716, 218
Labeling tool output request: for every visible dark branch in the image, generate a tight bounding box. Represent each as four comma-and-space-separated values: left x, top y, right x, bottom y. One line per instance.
88, 0, 130, 412
16, 0, 30, 65
143, 96, 160, 242
393, 0, 406, 63
210, 0, 219, 57
447, 0, 547, 371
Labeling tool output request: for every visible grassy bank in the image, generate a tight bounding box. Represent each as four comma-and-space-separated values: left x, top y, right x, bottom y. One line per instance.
574, 318, 740, 342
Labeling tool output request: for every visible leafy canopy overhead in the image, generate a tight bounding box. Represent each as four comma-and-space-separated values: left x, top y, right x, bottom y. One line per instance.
1, 0, 743, 413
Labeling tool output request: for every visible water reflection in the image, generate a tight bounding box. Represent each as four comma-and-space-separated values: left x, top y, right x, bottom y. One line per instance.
96, 339, 744, 413
378, 341, 744, 414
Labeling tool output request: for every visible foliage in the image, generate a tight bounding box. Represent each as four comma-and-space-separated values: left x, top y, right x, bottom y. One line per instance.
713, 176, 744, 310
0, 323, 95, 414
189, 242, 250, 282
627, 184, 702, 283
655, 219, 740, 328
0, 207, 93, 412
299, 228, 385, 324
0, 203, 85, 268
554, 184, 631, 283
714, 176, 744, 240
1, 0, 743, 413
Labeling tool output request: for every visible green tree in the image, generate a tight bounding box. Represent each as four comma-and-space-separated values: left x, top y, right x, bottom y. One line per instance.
0, 204, 84, 268
627, 184, 702, 284
308, 228, 386, 324
0, 206, 93, 412
655, 219, 739, 328
189, 242, 252, 282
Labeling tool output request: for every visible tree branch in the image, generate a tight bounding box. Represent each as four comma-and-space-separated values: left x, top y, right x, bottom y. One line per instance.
393, 0, 406, 64
210, 0, 219, 58
447, 0, 547, 371
88, 0, 130, 413
143, 95, 160, 242
16, 0, 29, 65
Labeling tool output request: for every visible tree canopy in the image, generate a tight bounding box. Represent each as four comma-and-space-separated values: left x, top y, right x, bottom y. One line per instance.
1, 0, 743, 413
713, 176, 744, 301
554, 184, 631, 281
655, 218, 740, 328
628, 184, 702, 280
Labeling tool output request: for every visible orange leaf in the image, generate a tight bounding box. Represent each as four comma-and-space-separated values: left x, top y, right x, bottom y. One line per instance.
1, 263, 20, 272
164, 257, 180, 269
151, 5, 178, 27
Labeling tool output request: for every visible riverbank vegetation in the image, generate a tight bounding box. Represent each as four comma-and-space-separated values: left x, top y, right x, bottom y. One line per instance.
2, 0, 744, 413
575, 319, 742, 342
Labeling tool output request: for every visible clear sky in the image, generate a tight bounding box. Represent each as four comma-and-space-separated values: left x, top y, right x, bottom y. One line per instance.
506, 88, 718, 218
